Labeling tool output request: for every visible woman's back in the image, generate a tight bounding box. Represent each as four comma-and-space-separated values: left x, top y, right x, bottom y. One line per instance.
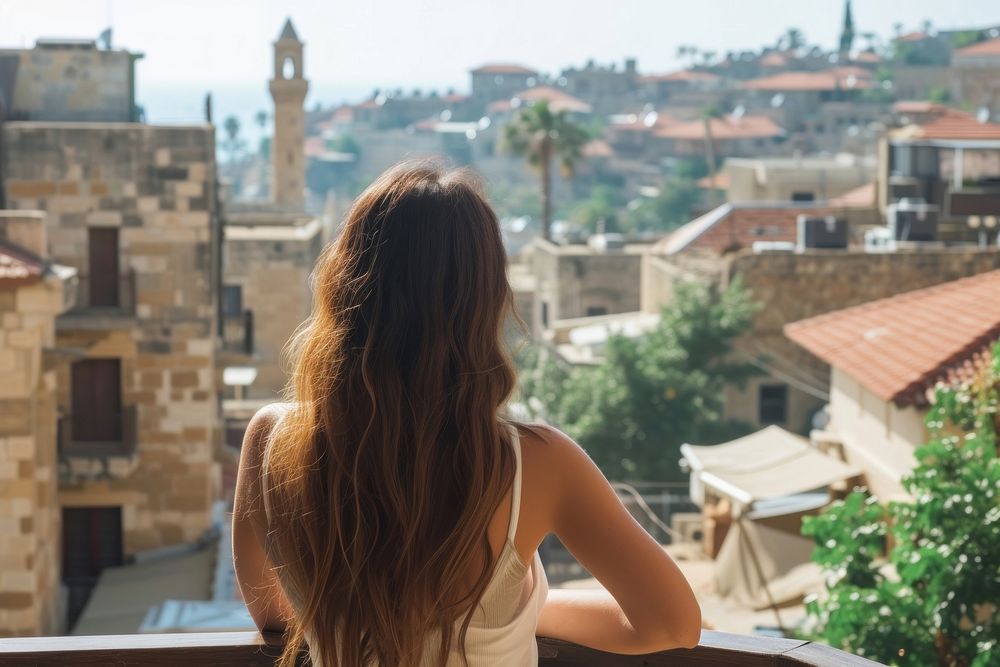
232, 162, 702, 667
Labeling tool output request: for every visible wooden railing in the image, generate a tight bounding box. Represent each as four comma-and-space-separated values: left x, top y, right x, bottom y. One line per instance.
0, 630, 884, 666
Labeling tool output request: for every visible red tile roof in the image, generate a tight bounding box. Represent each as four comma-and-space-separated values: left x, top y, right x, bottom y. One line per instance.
489, 86, 592, 114
760, 52, 792, 67
641, 69, 720, 83
894, 31, 930, 43
653, 114, 783, 141
892, 100, 950, 115
652, 203, 831, 255
954, 36, 1000, 58
892, 107, 1000, 141
581, 138, 614, 158
471, 63, 537, 75
785, 270, 1000, 406
851, 51, 883, 64
0, 241, 45, 287
828, 181, 875, 208
743, 68, 873, 92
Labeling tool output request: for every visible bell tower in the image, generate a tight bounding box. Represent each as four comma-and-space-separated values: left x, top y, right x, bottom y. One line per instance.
268, 18, 309, 209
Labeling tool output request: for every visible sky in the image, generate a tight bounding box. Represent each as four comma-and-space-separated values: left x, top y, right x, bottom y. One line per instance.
1, 0, 998, 129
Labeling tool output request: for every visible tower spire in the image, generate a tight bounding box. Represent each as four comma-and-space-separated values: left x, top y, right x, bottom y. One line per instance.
839, 0, 855, 55
268, 18, 308, 210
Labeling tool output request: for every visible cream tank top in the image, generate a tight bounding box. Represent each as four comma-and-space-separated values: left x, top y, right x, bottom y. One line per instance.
298, 424, 549, 666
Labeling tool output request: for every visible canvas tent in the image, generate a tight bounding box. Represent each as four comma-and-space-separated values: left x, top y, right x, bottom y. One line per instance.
680, 425, 862, 507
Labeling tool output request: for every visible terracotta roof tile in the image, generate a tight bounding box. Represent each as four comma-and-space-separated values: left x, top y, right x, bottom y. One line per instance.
653, 114, 783, 140
785, 270, 1000, 406
0, 240, 45, 287
640, 69, 720, 83
490, 86, 592, 114
954, 36, 1000, 58
892, 107, 1000, 141
743, 68, 873, 92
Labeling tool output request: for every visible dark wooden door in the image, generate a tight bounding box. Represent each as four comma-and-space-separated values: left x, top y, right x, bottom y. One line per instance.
71, 359, 122, 442
88, 227, 119, 307
62, 506, 123, 630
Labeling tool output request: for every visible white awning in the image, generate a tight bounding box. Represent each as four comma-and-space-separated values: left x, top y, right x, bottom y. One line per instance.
681, 425, 862, 506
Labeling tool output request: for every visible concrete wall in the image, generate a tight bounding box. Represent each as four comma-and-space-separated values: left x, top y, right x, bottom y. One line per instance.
2, 122, 221, 556
725, 159, 874, 202
828, 367, 925, 500
2, 46, 134, 122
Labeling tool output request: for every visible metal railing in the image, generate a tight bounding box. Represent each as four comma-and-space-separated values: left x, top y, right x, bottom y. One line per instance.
57, 405, 138, 458
63, 268, 137, 317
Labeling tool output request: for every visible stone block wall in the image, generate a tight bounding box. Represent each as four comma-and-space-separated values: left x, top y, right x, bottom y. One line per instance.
2, 123, 221, 555
223, 221, 322, 398
0, 270, 66, 636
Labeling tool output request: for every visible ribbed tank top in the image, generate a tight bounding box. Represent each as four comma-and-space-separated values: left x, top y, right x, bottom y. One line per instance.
295, 425, 549, 666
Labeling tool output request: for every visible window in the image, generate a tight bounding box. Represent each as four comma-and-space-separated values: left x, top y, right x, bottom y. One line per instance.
759, 384, 788, 424
222, 285, 243, 318
540, 302, 549, 327
282, 55, 296, 79
87, 227, 119, 307
62, 506, 123, 629
791, 191, 816, 202
70, 359, 122, 444
586, 306, 608, 317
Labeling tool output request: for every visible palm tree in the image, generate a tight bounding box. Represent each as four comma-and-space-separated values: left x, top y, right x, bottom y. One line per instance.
784, 27, 805, 51
502, 101, 588, 241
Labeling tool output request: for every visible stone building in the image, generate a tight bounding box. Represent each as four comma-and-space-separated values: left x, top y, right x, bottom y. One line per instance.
0, 39, 142, 122
469, 63, 538, 109
269, 20, 309, 210
222, 211, 323, 399
1, 121, 222, 630
951, 36, 1000, 118
0, 212, 73, 636
722, 154, 875, 203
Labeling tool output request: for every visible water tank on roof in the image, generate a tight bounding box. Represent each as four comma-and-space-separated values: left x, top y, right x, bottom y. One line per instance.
751, 241, 796, 253
587, 233, 626, 253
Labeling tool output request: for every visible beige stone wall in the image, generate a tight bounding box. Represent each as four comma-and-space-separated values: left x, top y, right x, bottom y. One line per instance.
2, 47, 134, 122
223, 225, 322, 398
531, 239, 645, 324
2, 123, 221, 556
269, 37, 308, 209
0, 273, 66, 636
642, 248, 1000, 432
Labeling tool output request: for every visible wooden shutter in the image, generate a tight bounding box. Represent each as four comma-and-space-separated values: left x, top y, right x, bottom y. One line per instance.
88, 228, 119, 307
71, 359, 122, 442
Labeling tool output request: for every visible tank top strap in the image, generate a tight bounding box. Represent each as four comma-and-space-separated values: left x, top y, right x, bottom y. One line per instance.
506, 424, 523, 544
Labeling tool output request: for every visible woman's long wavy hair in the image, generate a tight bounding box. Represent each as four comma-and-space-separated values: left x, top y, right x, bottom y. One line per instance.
264, 162, 519, 667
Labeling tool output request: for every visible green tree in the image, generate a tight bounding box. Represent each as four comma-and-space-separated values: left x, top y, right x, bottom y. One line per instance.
802, 343, 1000, 666
519, 280, 758, 481
502, 101, 589, 241
624, 179, 702, 233
569, 185, 625, 234
222, 115, 246, 164
255, 110, 270, 156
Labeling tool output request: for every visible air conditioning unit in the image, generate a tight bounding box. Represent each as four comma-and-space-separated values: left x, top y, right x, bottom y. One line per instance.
864, 226, 894, 252
797, 215, 848, 251
887, 201, 939, 242
670, 512, 704, 545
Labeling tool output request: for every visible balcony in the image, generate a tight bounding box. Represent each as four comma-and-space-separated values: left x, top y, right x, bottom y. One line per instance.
0, 630, 883, 665
58, 268, 137, 330
57, 405, 138, 458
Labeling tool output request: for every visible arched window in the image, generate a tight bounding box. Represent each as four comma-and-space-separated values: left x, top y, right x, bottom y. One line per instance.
282, 56, 296, 80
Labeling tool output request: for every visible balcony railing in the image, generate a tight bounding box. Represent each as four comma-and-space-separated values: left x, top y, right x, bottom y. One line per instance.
0, 631, 884, 666
60, 269, 137, 322
222, 309, 255, 355
57, 405, 138, 458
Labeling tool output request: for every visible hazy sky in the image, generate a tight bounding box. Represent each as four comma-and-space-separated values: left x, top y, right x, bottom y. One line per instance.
2, 1, 998, 124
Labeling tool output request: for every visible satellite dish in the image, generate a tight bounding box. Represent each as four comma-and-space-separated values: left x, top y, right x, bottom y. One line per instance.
439, 109, 453, 121
770, 93, 785, 108
643, 111, 658, 127
731, 104, 746, 120
526, 77, 537, 87
977, 107, 991, 124
477, 116, 492, 130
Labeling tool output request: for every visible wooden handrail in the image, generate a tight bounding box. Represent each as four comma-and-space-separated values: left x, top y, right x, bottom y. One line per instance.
0, 630, 884, 666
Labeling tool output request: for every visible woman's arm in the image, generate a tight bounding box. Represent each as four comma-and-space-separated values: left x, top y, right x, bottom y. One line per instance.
533, 428, 702, 654
232, 404, 295, 633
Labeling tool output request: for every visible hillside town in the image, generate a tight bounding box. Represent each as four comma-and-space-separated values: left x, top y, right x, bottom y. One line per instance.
1, 2, 999, 663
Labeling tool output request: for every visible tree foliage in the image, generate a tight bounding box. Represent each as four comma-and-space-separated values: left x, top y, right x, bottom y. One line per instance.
802, 343, 1000, 666
517, 280, 758, 481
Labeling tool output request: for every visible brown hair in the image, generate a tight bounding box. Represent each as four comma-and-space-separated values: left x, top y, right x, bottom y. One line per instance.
264, 162, 518, 666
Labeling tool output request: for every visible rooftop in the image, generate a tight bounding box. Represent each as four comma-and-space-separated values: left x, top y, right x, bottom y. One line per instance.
890, 107, 1000, 143
953, 35, 1000, 58
471, 63, 537, 75
488, 85, 592, 114
0, 240, 46, 286
785, 269, 1000, 407
653, 114, 783, 141
742, 68, 873, 92
640, 69, 720, 83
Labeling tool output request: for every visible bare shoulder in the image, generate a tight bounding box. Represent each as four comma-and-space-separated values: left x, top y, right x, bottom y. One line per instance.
239, 402, 294, 471
515, 422, 593, 473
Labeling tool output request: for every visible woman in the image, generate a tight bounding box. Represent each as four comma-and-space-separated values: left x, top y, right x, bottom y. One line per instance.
232, 162, 702, 666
